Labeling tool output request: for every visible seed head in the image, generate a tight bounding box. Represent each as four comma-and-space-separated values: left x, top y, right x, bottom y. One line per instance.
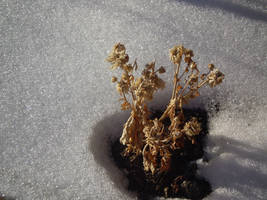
158, 66, 166, 74
111, 76, 117, 83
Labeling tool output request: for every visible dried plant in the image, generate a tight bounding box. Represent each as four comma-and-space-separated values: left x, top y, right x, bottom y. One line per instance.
106, 43, 224, 175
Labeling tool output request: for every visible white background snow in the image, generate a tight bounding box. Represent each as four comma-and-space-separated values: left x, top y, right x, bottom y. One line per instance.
1, 0, 267, 199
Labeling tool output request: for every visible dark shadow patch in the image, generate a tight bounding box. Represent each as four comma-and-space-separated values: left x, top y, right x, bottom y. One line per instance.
174, 0, 267, 23
89, 111, 137, 198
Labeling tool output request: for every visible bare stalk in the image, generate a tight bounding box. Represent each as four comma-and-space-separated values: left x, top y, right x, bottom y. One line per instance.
171, 61, 181, 100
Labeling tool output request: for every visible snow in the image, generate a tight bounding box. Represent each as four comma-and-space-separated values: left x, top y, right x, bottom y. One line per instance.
0, 0, 266, 199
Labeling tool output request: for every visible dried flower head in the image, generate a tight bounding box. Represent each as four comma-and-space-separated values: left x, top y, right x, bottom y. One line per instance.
169, 45, 184, 64
183, 117, 201, 137
106, 43, 129, 70
207, 68, 225, 87
184, 49, 194, 64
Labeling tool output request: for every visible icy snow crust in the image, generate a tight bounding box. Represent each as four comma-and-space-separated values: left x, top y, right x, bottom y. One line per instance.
1, 0, 267, 199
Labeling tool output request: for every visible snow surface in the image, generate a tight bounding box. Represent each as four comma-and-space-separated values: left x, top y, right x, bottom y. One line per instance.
1, 0, 267, 199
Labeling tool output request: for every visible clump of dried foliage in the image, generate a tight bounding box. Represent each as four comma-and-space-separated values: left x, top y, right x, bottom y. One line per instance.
106, 43, 224, 175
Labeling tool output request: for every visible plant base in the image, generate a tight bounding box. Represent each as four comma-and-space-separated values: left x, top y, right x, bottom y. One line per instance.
111, 109, 212, 200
